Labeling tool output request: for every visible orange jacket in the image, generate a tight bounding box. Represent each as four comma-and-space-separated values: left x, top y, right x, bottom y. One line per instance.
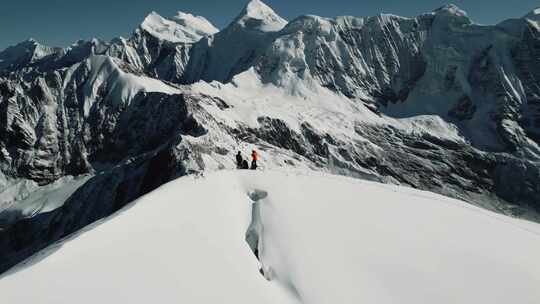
251, 151, 258, 161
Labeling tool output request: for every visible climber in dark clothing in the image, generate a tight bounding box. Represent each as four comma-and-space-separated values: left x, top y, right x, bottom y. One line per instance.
236, 151, 243, 169
242, 159, 249, 169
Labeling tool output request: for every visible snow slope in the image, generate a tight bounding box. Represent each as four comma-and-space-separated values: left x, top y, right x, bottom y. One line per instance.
233, 0, 288, 32
0, 174, 92, 226
73, 55, 182, 116
2, 170, 540, 304
140, 11, 218, 43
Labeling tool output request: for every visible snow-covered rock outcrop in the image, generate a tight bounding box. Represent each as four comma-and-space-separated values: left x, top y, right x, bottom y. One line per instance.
182, 0, 288, 83
0, 39, 61, 72
524, 8, 540, 22
105, 10, 218, 82
140, 11, 218, 43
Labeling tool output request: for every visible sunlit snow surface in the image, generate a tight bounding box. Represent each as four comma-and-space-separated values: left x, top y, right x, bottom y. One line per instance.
140, 11, 218, 43
192, 68, 465, 143
2, 170, 540, 304
233, 0, 288, 32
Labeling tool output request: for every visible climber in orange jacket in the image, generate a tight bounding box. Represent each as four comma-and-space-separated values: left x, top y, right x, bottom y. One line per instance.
250, 150, 258, 170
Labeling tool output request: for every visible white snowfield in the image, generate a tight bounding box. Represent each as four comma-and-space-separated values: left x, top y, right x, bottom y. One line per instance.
2, 171, 540, 304
140, 11, 218, 43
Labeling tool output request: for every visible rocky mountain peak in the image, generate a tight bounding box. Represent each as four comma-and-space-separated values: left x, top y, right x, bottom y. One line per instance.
2, 38, 41, 54
172, 12, 219, 36
433, 4, 468, 17
0, 38, 58, 71
140, 11, 218, 43
232, 0, 287, 32
524, 8, 540, 21
430, 3, 471, 27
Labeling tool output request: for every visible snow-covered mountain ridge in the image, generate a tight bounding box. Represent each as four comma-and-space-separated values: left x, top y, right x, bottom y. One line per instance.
140, 11, 218, 43
1, 0, 540, 274
2, 171, 540, 303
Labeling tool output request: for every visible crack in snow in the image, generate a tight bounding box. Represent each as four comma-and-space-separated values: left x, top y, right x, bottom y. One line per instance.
245, 189, 273, 281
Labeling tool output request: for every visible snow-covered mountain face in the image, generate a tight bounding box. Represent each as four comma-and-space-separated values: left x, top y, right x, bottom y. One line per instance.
1, 1, 540, 273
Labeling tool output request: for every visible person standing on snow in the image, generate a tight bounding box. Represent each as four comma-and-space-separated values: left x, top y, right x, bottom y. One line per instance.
250, 150, 258, 170
236, 151, 243, 169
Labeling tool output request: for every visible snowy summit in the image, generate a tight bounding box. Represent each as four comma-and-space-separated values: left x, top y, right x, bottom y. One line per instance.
524, 8, 540, 21
232, 0, 288, 32
432, 4, 468, 17
140, 11, 218, 43
0, 38, 58, 70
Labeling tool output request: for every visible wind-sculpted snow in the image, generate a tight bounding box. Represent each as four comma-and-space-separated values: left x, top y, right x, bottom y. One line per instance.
2, 0, 540, 275
140, 11, 218, 43
2, 171, 540, 303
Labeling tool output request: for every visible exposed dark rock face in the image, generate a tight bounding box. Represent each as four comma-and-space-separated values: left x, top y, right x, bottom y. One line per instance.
448, 96, 476, 121
106, 29, 196, 83
511, 22, 540, 144
253, 117, 307, 156
242, 117, 540, 215
0, 72, 202, 185
0, 55, 211, 272
0, 140, 197, 273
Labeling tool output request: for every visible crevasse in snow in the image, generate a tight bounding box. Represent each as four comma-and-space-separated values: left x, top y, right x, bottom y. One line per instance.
1, 171, 539, 304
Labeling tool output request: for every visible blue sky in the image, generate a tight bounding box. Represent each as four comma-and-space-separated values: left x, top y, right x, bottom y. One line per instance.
1, 0, 538, 51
